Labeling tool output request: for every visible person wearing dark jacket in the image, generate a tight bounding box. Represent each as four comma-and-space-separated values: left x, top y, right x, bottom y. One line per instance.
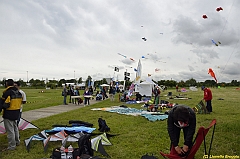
0, 79, 22, 151
167, 104, 196, 156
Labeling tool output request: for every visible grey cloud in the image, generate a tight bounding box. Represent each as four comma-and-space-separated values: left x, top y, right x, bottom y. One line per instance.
172, 14, 238, 47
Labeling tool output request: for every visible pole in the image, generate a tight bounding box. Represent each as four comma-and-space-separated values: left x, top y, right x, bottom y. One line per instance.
124, 69, 127, 90
27, 71, 28, 83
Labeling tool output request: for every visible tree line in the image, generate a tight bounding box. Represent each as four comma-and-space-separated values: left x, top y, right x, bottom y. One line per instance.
0, 77, 239, 89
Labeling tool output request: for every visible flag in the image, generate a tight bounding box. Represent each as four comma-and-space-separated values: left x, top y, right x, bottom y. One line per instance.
114, 67, 119, 72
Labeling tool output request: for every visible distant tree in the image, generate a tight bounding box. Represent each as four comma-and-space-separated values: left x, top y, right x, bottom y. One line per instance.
78, 77, 83, 84
204, 80, 216, 87
230, 80, 239, 86
158, 80, 166, 86
102, 78, 107, 84
58, 79, 66, 87
178, 80, 186, 87
185, 78, 197, 86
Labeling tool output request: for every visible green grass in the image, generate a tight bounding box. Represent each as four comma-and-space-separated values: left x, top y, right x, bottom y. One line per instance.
0, 87, 239, 159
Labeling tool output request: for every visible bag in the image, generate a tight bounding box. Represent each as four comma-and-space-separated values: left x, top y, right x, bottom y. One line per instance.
62, 91, 64, 96
98, 118, 110, 132
3, 89, 22, 109
78, 98, 83, 104
78, 134, 94, 157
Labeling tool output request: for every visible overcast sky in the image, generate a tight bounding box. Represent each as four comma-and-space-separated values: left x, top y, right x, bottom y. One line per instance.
1, 0, 239, 83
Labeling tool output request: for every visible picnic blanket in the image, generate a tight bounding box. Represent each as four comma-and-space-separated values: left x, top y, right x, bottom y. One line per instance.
91, 106, 168, 122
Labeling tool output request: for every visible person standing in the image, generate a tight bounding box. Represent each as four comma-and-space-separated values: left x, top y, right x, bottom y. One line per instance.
14, 81, 27, 125
83, 88, 90, 106
63, 84, 68, 105
201, 86, 213, 113
74, 87, 80, 105
152, 85, 161, 105
0, 79, 22, 151
167, 104, 196, 156
109, 86, 114, 101
176, 85, 179, 92
69, 85, 75, 104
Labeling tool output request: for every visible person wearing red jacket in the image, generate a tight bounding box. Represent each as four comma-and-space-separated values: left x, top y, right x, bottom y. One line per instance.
201, 86, 212, 112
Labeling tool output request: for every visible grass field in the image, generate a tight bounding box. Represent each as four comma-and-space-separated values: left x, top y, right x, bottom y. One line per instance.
0, 87, 239, 159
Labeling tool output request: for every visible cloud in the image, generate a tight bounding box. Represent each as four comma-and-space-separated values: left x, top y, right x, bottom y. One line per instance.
172, 14, 239, 47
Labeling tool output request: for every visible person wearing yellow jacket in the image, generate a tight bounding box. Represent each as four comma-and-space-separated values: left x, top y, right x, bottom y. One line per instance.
0, 79, 22, 151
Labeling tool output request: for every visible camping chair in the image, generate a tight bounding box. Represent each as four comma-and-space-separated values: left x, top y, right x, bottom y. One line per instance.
193, 100, 208, 114
160, 119, 217, 159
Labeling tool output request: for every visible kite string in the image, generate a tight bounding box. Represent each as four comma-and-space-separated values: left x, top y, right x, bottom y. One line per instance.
218, 38, 239, 82
217, 0, 235, 40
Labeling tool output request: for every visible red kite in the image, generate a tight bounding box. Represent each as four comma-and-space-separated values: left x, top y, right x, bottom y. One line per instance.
208, 68, 217, 83
202, 14, 208, 19
216, 7, 223, 12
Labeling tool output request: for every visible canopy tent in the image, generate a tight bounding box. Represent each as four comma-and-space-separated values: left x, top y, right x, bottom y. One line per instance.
135, 81, 154, 97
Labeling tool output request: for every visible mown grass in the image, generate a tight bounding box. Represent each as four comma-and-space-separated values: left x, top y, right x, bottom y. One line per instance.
0, 87, 239, 159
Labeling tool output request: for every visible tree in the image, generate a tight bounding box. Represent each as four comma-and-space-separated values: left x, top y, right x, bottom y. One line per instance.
78, 77, 83, 84
185, 78, 197, 87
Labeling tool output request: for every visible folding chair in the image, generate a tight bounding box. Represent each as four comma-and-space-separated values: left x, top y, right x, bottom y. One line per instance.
193, 100, 208, 114
160, 119, 217, 159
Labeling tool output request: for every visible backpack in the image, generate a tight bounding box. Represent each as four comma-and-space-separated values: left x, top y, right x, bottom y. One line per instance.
78, 134, 94, 157
3, 89, 22, 110
98, 118, 110, 132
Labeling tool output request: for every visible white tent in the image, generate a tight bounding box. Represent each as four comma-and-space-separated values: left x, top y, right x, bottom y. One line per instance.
135, 81, 154, 97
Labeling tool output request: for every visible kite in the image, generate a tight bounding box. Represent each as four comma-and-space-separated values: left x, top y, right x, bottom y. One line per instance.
142, 37, 147, 41
211, 39, 221, 46
208, 68, 217, 83
130, 58, 134, 61
135, 59, 142, 83
202, 14, 208, 19
117, 53, 127, 58
159, 33, 163, 35
24, 130, 48, 152
0, 118, 38, 134
216, 7, 223, 12
91, 133, 112, 157
155, 68, 160, 72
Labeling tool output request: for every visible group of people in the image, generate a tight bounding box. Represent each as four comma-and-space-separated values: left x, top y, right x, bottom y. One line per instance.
62, 84, 97, 106
0, 79, 27, 151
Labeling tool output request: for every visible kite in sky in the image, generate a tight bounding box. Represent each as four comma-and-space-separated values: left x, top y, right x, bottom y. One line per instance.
142, 37, 147, 41
202, 14, 208, 19
208, 68, 217, 83
130, 58, 134, 61
117, 53, 127, 58
211, 39, 221, 46
159, 33, 163, 35
155, 68, 160, 72
216, 7, 223, 12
